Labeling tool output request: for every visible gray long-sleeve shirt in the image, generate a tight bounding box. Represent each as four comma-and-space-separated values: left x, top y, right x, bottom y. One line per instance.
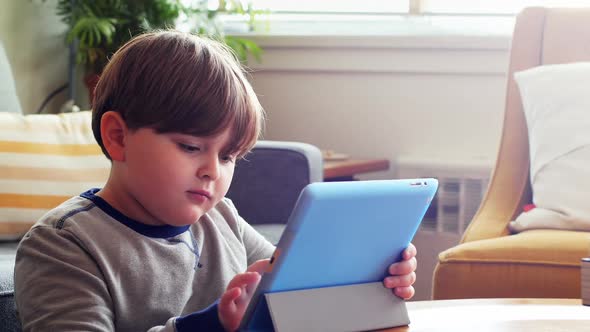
14, 189, 275, 331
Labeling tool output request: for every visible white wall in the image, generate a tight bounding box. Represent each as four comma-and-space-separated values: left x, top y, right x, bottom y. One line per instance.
247, 35, 511, 176
0, 0, 69, 114
1, 8, 512, 166
246, 34, 512, 300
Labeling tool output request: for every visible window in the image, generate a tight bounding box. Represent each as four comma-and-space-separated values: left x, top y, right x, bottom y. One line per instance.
184, 1, 590, 37
248, 0, 590, 15
249, 1, 408, 14
420, 0, 590, 14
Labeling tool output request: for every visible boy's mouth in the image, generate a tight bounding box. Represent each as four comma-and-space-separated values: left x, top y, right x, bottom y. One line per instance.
187, 189, 211, 200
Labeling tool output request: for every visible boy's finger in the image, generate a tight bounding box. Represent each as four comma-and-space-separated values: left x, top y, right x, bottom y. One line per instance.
219, 287, 242, 332
225, 272, 262, 309
384, 272, 416, 289
393, 286, 415, 300
388, 257, 417, 276
226, 272, 260, 291
247, 259, 270, 274
219, 287, 241, 313
403, 243, 417, 260
239, 273, 262, 305
244, 274, 262, 296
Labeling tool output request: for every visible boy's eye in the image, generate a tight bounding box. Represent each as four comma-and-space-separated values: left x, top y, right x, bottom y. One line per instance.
221, 155, 236, 163
178, 143, 200, 152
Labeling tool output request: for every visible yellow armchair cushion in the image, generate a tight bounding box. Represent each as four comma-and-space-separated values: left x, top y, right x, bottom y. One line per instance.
433, 230, 589, 299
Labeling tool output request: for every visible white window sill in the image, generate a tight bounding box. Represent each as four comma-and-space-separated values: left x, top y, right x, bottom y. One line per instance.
226, 14, 514, 50
221, 14, 513, 75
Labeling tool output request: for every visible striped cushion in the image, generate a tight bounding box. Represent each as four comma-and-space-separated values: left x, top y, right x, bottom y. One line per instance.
0, 111, 109, 238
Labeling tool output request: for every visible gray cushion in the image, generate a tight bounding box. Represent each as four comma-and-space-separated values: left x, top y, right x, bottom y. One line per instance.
227, 141, 322, 227
0, 242, 20, 332
252, 224, 286, 245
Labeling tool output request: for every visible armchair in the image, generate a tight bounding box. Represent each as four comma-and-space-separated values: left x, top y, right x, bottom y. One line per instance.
432, 7, 590, 300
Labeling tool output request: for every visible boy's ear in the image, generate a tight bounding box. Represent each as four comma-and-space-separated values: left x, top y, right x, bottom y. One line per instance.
100, 111, 128, 162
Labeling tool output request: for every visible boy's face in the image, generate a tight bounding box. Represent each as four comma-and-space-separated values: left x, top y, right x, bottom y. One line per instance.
113, 126, 237, 227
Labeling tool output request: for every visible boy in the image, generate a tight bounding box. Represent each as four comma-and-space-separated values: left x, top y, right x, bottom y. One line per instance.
14, 31, 417, 331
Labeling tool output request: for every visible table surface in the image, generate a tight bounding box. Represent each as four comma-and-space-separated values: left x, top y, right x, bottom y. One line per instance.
379, 298, 590, 332
323, 158, 390, 180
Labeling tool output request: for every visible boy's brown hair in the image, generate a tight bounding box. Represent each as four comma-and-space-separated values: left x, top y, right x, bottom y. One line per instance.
92, 30, 263, 160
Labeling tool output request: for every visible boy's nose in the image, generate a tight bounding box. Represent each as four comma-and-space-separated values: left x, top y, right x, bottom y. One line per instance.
197, 155, 220, 180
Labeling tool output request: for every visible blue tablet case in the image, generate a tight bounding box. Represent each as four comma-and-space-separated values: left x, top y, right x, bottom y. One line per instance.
239, 178, 438, 331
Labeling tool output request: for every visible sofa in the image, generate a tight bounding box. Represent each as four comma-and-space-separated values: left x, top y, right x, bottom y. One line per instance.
0, 130, 324, 332
0, 111, 323, 331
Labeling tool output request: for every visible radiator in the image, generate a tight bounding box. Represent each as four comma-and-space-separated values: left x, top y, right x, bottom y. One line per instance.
395, 155, 493, 234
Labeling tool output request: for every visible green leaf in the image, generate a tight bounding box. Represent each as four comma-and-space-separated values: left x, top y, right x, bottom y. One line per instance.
225, 36, 263, 63
96, 19, 117, 44
40, 0, 266, 73
239, 38, 263, 62
68, 17, 116, 47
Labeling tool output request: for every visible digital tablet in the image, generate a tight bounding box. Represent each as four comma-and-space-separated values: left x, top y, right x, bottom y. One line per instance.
239, 178, 438, 331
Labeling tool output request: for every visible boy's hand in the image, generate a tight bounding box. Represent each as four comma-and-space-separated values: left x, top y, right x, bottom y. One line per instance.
383, 243, 417, 300
218, 259, 270, 332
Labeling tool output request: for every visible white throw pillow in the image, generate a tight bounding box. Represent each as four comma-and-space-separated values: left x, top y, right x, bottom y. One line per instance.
510, 62, 590, 232
0, 42, 23, 114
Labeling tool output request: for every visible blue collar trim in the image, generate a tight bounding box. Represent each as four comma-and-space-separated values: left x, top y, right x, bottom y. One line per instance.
80, 188, 190, 238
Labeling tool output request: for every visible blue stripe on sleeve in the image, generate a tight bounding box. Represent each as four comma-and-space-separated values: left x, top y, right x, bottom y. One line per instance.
175, 300, 225, 332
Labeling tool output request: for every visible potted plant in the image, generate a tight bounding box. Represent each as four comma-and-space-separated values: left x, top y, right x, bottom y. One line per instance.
43, 0, 264, 100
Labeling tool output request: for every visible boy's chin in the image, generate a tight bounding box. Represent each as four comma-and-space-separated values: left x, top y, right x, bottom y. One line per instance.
159, 211, 202, 227
180, 211, 207, 225
168, 216, 201, 227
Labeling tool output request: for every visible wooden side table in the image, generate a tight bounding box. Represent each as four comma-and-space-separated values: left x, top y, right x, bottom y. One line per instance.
323, 158, 390, 181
